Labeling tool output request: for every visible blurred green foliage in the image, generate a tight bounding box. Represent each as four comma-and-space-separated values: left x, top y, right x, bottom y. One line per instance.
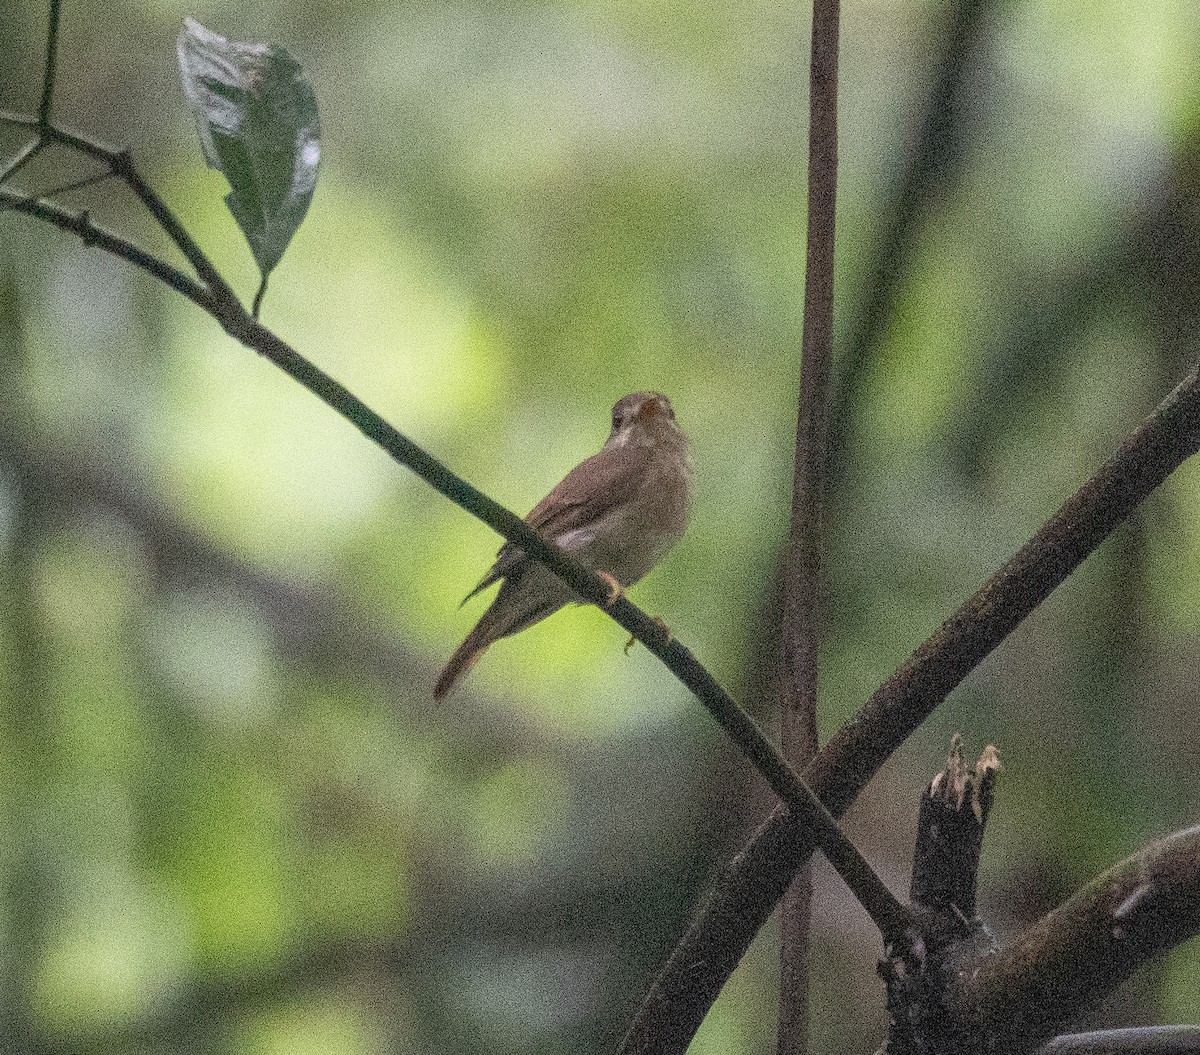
3, 0, 1200, 1052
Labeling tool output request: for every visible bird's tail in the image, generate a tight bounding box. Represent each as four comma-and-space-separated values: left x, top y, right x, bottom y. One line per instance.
433, 616, 495, 701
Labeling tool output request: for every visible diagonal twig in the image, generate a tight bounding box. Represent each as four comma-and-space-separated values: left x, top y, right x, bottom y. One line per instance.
0, 169, 117, 207
0, 138, 46, 184
0, 187, 212, 307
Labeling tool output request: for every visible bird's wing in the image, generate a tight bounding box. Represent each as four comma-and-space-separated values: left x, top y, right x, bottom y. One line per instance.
462, 443, 651, 602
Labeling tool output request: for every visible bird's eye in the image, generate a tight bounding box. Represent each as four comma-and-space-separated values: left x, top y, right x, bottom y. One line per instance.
612, 412, 622, 429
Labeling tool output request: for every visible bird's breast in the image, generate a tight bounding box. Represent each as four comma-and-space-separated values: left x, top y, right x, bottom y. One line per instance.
567, 445, 691, 587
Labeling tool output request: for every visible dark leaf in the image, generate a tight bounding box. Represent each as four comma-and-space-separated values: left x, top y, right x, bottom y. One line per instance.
177, 17, 320, 291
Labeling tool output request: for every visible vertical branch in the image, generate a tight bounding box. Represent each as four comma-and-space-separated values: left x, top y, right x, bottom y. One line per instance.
38, 0, 64, 127
778, 1, 840, 1052
0, 0, 63, 183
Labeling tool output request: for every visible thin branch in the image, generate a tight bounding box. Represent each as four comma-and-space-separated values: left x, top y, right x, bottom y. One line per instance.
0, 139, 46, 184
0, 111, 234, 300
37, 0, 63, 127
109, 148, 236, 300
0, 169, 117, 204
949, 826, 1200, 1054
619, 364, 1200, 1054
778, 0, 840, 1049
1, 110, 115, 152
1, 141, 909, 944
784, 0, 839, 758
0, 188, 212, 309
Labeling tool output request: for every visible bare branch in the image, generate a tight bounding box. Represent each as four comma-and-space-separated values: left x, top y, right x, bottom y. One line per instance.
0, 111, 234, 300
778, 0, 840, 1049
37, 0, 63, 127
2, 169, 117, 203
0, 187, 212, 308
619, 365, 1200, 1054
949, 826, 1200, 1054
110, 147, 236, 300
0, 138, 45, 184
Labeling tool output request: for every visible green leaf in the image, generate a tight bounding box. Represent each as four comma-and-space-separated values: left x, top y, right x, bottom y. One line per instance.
177, 17, 321, 296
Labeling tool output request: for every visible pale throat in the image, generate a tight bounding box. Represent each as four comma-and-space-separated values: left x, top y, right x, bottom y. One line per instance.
606, 423, 681, 451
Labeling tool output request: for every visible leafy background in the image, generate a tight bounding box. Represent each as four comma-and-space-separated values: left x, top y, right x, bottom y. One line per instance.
2, 0, 1200, 1052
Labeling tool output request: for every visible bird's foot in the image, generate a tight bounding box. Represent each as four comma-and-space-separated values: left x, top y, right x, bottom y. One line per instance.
596, 571, 623, 607
624, 617, 672, 655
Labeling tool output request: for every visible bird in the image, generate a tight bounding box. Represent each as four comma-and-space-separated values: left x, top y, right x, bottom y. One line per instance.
433, 391, 692, 700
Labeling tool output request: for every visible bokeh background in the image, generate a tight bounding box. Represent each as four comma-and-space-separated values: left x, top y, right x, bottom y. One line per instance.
3, 0, 1200, 1052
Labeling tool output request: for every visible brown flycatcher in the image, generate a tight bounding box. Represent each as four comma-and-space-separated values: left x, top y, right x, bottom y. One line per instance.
434, 392, 692, 699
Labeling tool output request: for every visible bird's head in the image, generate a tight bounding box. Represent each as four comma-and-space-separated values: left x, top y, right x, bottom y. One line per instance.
605, 392, 685, 450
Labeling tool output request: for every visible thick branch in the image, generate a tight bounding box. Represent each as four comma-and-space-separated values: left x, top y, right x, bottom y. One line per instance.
619, 365, 1200, 1054
949, 826, 1200, 1054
